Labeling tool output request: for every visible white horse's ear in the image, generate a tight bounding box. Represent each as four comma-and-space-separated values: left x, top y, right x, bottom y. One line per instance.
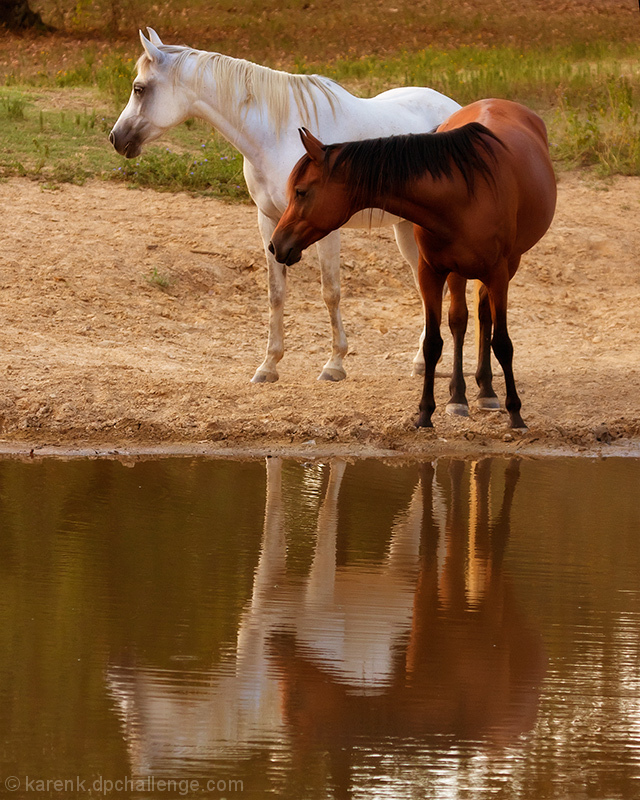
299, 127, 325, 164
139, 30, 164, 63
146, 27, 163, 46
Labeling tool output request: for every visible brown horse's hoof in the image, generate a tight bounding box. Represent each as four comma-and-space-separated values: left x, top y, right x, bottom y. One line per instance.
415, 414, 434, 429
446, 402, 469, 417
509, 413, 527, 430
477, 396, 501, 411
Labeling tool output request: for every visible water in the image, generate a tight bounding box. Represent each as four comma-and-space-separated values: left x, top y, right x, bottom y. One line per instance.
0, 455, 639, 799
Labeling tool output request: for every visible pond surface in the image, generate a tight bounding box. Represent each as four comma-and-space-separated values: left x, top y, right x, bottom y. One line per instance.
0, 455, 639, 799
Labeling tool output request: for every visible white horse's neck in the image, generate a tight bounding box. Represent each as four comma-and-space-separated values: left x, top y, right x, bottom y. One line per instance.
166, 48, 341, 163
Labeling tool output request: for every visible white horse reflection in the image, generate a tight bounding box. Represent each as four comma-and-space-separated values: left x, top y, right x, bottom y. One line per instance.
108, 458, 544, 780
108, 458, 421, 770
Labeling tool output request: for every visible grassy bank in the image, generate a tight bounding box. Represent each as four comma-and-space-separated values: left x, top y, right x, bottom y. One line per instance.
0, 85, 249, 197
1, 32, 639, 196
312, 43, 640, 176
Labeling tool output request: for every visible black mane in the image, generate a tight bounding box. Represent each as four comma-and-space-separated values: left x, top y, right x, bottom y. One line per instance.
324, 122, 503, 208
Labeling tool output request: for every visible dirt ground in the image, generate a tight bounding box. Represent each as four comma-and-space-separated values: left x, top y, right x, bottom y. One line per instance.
0, 171, 638, 460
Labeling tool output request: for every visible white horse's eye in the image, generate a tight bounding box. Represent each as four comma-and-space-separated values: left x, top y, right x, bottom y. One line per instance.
133, 84, 145, 97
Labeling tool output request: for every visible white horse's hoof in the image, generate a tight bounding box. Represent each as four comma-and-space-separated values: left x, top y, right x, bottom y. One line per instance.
477, 397, 501, 411
251, 369, 279, 384
412, 363, 425, 377
318, 367, 346, 382
446, 402, 470, 417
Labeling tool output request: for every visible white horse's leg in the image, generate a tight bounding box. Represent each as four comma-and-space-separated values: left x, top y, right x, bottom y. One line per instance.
252, 211, 286, 383
315, 231, 348, 381
393, 220, 425, 376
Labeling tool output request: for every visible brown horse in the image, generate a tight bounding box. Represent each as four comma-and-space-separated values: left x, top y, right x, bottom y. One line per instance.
269, 98, 557, 429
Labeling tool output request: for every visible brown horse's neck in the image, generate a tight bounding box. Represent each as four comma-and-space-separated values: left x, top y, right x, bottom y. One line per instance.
363, 175, 467, 241
326, 122, 501, 235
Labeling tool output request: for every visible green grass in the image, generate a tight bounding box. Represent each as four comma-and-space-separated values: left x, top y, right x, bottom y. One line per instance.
309, 44, 640, 176
316, 43, 637, 106
53, 51, 135, 109
109, 136, 247, 199
0, 92, 109, 183
1, 39, 640, 195
0, 87, 250, 196
145, 266, 171, 289
552, 77, 640, 174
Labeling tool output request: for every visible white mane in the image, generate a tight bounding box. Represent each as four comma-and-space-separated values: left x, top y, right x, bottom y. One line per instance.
137, 45, 340, 136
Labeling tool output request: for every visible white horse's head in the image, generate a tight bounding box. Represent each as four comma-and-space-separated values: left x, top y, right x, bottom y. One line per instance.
109, 29, 195, 158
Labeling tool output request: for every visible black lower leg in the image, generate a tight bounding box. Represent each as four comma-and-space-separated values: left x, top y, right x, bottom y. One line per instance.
475, 284, 499, 406
491, 324, 525, 429
447, 279, 469, 411
416, 322, 443, 428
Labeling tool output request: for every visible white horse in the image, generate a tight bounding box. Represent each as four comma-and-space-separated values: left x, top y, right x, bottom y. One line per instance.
110, 29, 460, 383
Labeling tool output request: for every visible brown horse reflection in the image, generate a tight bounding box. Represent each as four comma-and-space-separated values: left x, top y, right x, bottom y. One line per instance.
273, 460, 544, 765
108, 458, 545, 790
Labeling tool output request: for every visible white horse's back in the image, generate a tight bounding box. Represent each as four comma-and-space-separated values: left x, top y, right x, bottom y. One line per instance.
368, 85, 460, 121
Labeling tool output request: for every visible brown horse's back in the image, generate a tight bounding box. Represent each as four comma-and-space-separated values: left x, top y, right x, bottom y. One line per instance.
438, 98, 557, 257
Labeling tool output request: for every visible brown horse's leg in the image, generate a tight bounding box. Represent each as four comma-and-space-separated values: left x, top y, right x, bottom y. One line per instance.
487, 270, 526, 430
446, 273, 469, 417
475, 282, 500, 410
416, 261, 447, 428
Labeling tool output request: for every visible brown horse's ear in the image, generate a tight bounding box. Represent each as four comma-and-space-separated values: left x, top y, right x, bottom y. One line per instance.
299, 127, 326, 164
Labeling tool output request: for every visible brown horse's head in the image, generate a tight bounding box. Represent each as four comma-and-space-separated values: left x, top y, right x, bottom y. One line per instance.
269, 129, 354, 266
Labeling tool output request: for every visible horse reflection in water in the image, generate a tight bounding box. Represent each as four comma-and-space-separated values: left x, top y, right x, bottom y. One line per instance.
108, 458, 545, 792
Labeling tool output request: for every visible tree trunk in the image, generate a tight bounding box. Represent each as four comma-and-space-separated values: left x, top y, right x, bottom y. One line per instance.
0, 0, 51, 30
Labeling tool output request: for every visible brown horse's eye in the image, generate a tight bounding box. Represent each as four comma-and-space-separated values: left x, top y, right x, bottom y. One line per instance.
295, 188, 307, 199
